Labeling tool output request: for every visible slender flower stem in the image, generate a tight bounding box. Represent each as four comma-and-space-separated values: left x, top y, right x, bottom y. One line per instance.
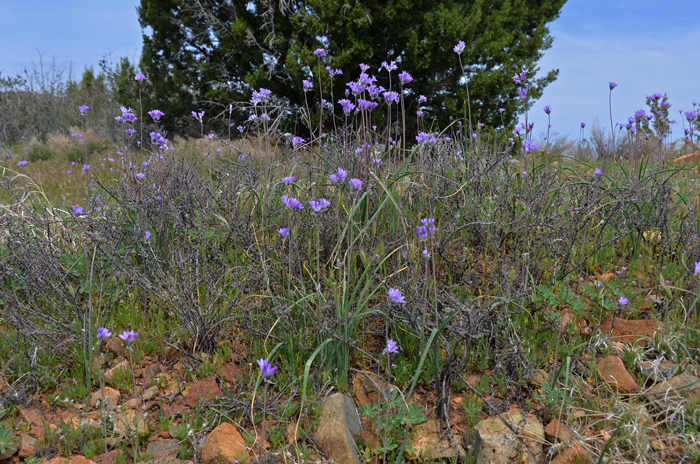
260, 381, 268, 463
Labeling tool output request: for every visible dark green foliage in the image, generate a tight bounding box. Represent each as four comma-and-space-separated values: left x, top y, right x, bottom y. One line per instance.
137, 0, 566, 132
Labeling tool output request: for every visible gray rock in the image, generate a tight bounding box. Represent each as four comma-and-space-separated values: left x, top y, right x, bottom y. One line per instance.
645, 373, 700, 412
146, 439, 180, 460
314, 393, 362, 464
466, 409, 544, 464
637, 360, 681, 382
136, 457, 192, 464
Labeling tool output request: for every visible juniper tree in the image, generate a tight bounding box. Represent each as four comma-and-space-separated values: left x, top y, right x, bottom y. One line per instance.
137, 0, 566, 133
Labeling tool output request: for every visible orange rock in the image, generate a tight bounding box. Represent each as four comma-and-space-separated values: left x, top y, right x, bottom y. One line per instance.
201, 422, 248, 464
550, 441, 589, 464
600, 317, 662, 345
673, 151, 700, 163
597, 356, 639, 393
544, 419, 574, 443
185, 375, 221, 407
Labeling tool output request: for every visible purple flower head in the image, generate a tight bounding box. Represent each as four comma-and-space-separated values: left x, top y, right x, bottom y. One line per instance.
661, 101, 671, 108
118, 330, 139, 345
309, 198, 331, 213
148, 109, 165, 121
72, 205, 84, 215
685, 111, 698, 122
609, 82, 618, 90
97, 327, 112, 341
347, 81, 366, 96
517, 87, 527, 100
453, 41, 466, 54
499, 108, 506, 113
292, 136, 306, 146
17, 160, 28, 167
302, 80, 312, 91
83, 164, 90, 172
357, 99, 378, 112
594, 168, 603, 176
422, 249, 430, 259
145, 231, 152, 241
278, 228, 289, 238
257, 359, 279, 379
383, 91, 400, 104
618, 296, 629, 306
387, 288, 406, 304
329, 167, 348, 185
251, 88, 272, 104
694, 261, 700, 275
134, 73, 147, 81
313, 48, 326, 57
398, 71, 413, 84
543, 105, 552, 115
359, 63, 370, 71
282, 176, 295, 185
367, 84, 385, 100
192, 110, 205, 121
521, 139, 540, 154
581, 122, 586, 128
348, 178, 363, 194
384, 339, 400, 354
136, 172, 145, 179
79, 105, 90, 115
649, 93, 663, 102
326, 66, 343, 77
381, 60, 398, 72
281, 194, 304, 211
419, 95, 427, 103
338, 99, 356, 114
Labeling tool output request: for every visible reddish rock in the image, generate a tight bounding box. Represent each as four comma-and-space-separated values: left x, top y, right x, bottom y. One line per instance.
544, 419, 574, 443
559, 310, 584, 335
17, 434, 37, 459
45, 457, 96, 464
103, 361, 129, 382
185, 376, 221, 407
597, 356, 639, 393
19, 407, 44, 427
89, 387, 121, 408
216, 363, 242, 384
600, 317, 662, 345
104, 337, 124, 355
645, 373, 700, 411
93, 450, 122, 464
200, 422, 248, 464
550, 441, 589, 464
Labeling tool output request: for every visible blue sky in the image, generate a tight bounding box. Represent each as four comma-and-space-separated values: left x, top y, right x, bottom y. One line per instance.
1, 0, 698, 140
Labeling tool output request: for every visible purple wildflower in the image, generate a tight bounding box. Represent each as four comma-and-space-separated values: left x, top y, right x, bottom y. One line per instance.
302, 80, 312, 91
313, 48, 326, 57
257, 359, 279, 379
453, 41, 466, 54
309, 198, 331, 213
387, 288, 406, 304
609, 82, 618, 90
134, 73, 147, 81
278, 228, 289, 238
384, 339, 400, 354
79, 105, 90, 115
282, 176, 295, 185
97, 327, 112, 341
618, 296, 629, 306
148, 109, 164, 121
348, 178, 363, 194
338, 99, 356, 114
398, 71, 413, 84
543, 105, 552, 114
119, 330, 139, 345
72, 205, 84, 215
145, 231, 152, 241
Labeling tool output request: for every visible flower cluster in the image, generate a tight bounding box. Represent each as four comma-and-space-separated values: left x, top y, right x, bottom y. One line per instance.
281, 194, 304, 211
309, 198, 331, 213
148, 109, 165, 121
115, 107, 138, 123
329, 167, 348, 185
416, 217, 436, 242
